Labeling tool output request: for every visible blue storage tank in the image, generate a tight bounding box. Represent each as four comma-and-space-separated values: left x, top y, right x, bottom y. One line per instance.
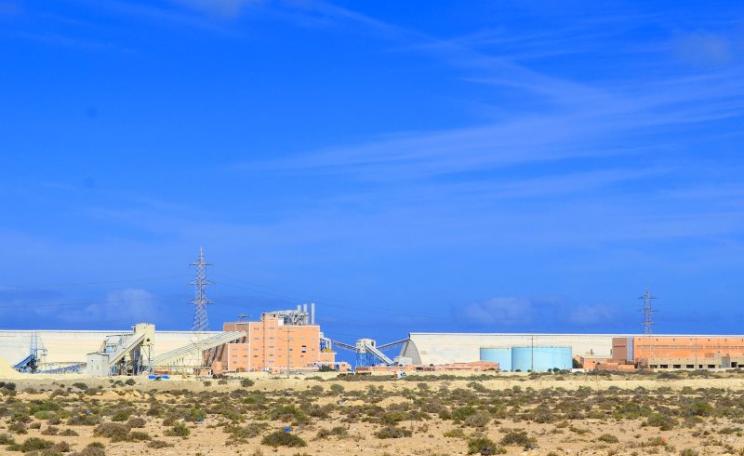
511, 346, 572, 372
479, 347, 512, 371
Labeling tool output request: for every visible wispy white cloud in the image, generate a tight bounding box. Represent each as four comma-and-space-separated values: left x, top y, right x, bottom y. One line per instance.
462, 297, 533, 326
82, 288, 157, 323
167, 0, 258, 18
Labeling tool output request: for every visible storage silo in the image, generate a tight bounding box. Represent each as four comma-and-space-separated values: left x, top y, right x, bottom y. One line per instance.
511, 346, 572, 372
479, 347, 512, 371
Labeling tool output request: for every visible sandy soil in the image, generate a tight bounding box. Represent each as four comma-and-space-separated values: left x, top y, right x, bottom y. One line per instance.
2, 372, 744, 455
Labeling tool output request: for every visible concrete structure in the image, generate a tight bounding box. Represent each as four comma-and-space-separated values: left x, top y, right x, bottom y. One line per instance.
614, 336, 744, 370
213, 312, 335, 373
576, 355, 612, 371
402, 333, 617, 366
85, 323, 155, 376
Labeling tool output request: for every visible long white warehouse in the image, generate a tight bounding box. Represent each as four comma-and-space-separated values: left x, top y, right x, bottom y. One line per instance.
400, 332, 624, 365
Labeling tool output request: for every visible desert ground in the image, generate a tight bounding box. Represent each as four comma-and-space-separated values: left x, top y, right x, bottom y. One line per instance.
2, 370, 744, 456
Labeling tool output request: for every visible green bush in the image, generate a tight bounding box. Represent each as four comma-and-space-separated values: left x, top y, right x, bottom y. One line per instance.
94, 423, 131, 442
0, 433, 15, 445
111, 410, 131, 422
500, 430, 537, 449
240, 378, 255, 387
165, 422, 190, 438
127, 417, 146, 428
598, 433, 619, 443
683, 400, 713, 417
452, 406, 477, 421
261, 431, 307, 447
76, 443, 106, 456
646, 413, 678, 431
443, 428, 466, 439
316, 426, 348, 439
148, 440, 172, 449
19, 437, 54, 452
128, 431, 151, 441
464, 411, 491, 428
374, 426, 412, 439
467, 436, 506, 455
227, 422, 267, 439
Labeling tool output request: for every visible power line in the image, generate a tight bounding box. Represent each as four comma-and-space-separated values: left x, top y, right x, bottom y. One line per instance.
191, 247, 212, 331
639, 289, 656, 334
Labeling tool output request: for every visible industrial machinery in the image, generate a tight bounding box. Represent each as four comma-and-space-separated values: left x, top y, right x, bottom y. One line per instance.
150, 330, 244, 374
13, 332, 47, 373
85, 323, 155, 376
331, 338, 409, 367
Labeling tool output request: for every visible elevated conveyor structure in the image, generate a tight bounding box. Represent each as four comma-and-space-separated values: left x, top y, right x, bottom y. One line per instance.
150, 331, 244, 373
85, 323, 155, 376
332, 338, 409, 367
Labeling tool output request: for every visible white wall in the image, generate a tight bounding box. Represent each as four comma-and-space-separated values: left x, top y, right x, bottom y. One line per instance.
0, 329, 220, 366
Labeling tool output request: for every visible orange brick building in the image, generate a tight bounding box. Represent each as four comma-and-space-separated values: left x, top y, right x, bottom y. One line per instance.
211, 311, 335, 373
613, 336, 744, 370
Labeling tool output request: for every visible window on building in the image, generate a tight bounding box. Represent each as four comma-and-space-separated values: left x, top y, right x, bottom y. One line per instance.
301, 345, 307, 353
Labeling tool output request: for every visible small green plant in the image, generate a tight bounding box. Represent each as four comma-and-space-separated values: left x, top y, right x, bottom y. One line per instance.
0, 433, 15, 445
500, 430, 537, 450
127, 417, 146, 428
148, 440, 173, 449
19, 437, 54, 452
94, 422, 131, 442
77, 443, 106, 456
129, 430, 151, 441
240, 378, 255, 387
443, 428, 466, 439
464, 411, 491, 428
646, 413, 678, 431
598, 433, 619, 443
261, 431, 307, 447
467, 436, 506, 455
165, 422, 190, 438
374, 426, 412, 439
316, 426, 348, 439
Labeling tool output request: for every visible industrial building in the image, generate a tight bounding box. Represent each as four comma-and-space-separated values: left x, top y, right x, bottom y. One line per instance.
4, 320, 744, 375
212, 305, 337, 373
0, 305, 338, 376
612, 336, 744, 370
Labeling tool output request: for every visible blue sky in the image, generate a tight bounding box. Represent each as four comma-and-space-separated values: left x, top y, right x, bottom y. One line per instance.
1, 0, 744, 344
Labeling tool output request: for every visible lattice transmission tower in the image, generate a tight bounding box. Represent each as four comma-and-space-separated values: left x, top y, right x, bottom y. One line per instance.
191, 247, 212, 331
639, 289, 656, 334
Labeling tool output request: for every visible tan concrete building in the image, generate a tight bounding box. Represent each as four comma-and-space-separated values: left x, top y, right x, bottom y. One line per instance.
614, 336, 744, 369
212, 313, 335, 373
